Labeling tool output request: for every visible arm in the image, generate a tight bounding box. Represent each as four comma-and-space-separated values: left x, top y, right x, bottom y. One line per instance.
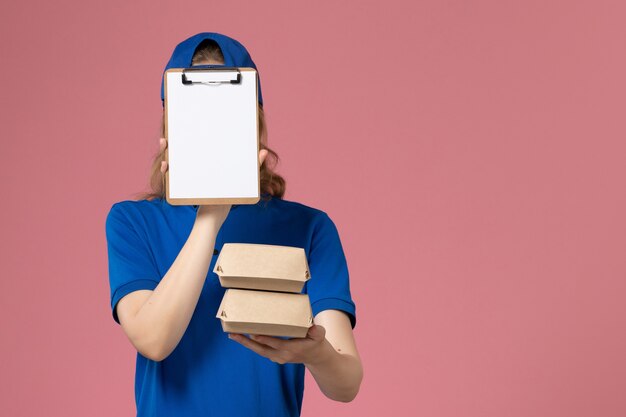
304, 309, 363, 402
229, 309, 363, 402
116, 207, 226, 362
114, 143, 269, 362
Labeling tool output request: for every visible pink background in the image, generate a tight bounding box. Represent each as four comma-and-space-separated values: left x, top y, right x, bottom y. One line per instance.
2, 1, 625, 416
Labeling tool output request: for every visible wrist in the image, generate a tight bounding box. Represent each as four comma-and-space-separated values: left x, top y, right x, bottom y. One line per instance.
304, 338, 336, 370
192, 213, 220, 239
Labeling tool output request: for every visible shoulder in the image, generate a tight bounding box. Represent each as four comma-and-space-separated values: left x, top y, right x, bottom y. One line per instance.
270, 196, 334, 225
272, 196, 325, 215
268, 197, 344, 244
108, 198, 166, 216
105, 198, 166, 230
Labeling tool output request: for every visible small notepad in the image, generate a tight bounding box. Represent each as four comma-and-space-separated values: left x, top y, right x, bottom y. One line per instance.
164, 67, 260, 205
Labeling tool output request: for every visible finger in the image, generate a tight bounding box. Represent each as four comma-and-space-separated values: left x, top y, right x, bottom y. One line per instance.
159, 137, 168, 152
160, 160, 168, 174
306, 324, 326, 341
259, 149, 269, 166
250, 334, 288, 351
229, 333, 277, 358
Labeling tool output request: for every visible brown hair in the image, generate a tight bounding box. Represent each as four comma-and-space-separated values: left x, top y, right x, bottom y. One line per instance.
133, 39, 286, 201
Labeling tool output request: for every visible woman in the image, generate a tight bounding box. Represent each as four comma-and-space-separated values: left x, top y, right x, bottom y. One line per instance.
105, 32, 363, 417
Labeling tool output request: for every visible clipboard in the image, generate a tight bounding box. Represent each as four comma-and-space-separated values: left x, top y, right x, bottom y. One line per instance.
164, 66, 260, 206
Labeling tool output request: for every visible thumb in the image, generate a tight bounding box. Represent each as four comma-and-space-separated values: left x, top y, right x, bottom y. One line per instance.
259, 149, 269, 166
307, 324, 326, 341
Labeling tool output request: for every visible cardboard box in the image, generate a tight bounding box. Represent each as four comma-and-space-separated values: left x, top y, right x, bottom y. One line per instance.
213, 243, 310, 293
216, 289, 313, 338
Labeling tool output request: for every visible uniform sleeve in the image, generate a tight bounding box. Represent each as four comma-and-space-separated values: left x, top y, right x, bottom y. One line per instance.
105, 204, 161, 324
306, 212, 357, 329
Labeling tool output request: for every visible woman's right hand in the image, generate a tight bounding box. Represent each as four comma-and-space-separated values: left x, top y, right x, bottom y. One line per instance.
159, 137, 269, 228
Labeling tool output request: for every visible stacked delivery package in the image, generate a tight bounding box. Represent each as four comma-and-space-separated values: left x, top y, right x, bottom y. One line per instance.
213, 243, 313, 338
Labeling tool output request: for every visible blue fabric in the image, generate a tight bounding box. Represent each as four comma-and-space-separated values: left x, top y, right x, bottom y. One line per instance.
105, 194, 356, 417
160, 32, 263, 106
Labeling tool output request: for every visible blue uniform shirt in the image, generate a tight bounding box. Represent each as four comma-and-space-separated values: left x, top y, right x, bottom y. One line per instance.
105, 193, 356, 417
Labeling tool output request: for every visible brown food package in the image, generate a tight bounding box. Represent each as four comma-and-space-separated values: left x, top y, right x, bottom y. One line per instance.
216, 288, 313, 338
213, 243, 310, 293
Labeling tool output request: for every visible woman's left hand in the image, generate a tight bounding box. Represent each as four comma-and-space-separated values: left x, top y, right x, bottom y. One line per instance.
228, 325, 328, 366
